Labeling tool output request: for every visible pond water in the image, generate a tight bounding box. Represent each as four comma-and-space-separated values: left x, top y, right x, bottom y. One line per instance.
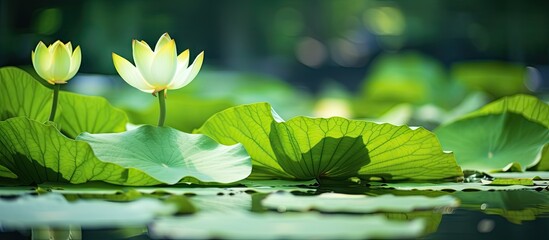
0, 183, 548, 239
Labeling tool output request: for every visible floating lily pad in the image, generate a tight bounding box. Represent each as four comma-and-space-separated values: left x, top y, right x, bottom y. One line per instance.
435, 95, 549, 172
78, 125, 252, 185
490, 171, 549, 180
481, 178, 535, 186
0, 193, 177, 228
150, 212, 425, 240
0, 186, 36, 196
373, 182, 542, 191
262, 192, 459, 213
0, 117, 143, 185
197, 102, 463, 181
0, 66, 127, 138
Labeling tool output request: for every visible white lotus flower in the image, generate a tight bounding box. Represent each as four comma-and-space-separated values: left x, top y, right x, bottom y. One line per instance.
31, 41, 81, 84
112, 33, 204, 95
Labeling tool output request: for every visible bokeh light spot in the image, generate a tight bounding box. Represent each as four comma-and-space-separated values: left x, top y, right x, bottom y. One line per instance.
363, 6, 405, 36
295, 37, 327, 68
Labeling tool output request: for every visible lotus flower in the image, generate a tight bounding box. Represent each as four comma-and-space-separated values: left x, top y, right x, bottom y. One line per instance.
31, 41, 81, 84
112, 33, 204, 96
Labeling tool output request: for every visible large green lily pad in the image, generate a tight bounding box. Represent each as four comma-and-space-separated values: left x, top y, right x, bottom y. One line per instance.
435, 95, 549, 172
78, 125, 252, 184
0, 117, 139, 185
0, 66, 127, 138
197, 102, 462, 181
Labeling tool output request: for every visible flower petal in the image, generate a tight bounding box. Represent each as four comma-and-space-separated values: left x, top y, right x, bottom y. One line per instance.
66, 45, 82, 80
177, 49, 190, 68
186, 51, 204, 81
66, 42, 73, 52
32, 41, 53, 83
50, 41, 72, 82
169, 49, 190, 86
169, 51, 204, 90
154, 33, 172, 52
147, 40, 177, 87
133, 39, 155, 83
112, 53, 154, 93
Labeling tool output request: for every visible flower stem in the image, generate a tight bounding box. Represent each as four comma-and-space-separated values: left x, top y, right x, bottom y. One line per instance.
48, 84, 60, 122
157, 89, 166, 127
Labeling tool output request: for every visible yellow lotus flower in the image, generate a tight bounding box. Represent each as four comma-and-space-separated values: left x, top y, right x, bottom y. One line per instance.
31, 40, 81, 84
112, 33, 204, 95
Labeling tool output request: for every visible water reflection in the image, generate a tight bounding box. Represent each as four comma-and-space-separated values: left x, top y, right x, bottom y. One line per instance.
1, 184, 548, 239
455, 190, 549, 224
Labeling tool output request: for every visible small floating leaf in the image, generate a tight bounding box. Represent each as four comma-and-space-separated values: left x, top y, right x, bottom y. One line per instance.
481, 178, 534, 186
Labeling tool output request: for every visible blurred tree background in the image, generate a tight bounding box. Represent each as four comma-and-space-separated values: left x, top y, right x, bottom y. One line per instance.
1, 0, 548, 130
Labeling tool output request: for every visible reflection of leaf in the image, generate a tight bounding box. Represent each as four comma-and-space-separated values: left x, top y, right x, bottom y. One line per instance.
198, 103, 463, 181
191, 193, 252, 213
0, 67, 127, 138
78, 125, 252, 185
150, 212, 425, 239
455, 191, 549, 224
0, 117, 136, 185
0, 193, 177, 228
435, 95, 549, 172
262, 192, 459, 213
384, 210, 443, 236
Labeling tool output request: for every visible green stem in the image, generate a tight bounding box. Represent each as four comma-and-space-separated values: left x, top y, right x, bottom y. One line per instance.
157, 89, 166, 127
48, 84, 60, 122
